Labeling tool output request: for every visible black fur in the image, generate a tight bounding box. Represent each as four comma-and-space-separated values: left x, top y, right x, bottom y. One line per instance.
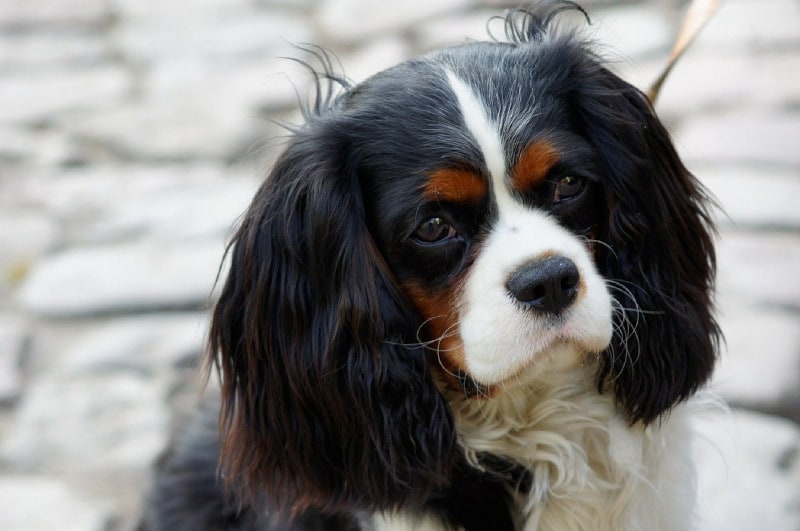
579, 74, 719, 424
211, 107, 464, 508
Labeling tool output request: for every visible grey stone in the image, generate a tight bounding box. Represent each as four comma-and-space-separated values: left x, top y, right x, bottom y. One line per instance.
58, 312, 208, 372
62, 95, 253, 161
0, 127, 37, 165
316, 0, 466, 44
0, 67, 129, 125
694, 0, 800, 51
112, 8, 310, 65
713, 299, 800, 407
589, 4, 672, 61
0, 475, 111, 531
413, 9, 511, 52
111, 0, 254, 20
1, 370, 169, 473
695, 409, 800, 531
698, 164, 800, 229
0, 33, 110, 72
146, 58, 305, 113
341, 37, 412, 84
17, 239, 226, 316
13, 164, 242, 224
0, 0, 112, 30
0, 127, 79, 168
255, 0, 318, 8
72, 175, 257, 244
655, 50, 800, 118
0, 316, 26, 404
716, 231, 800, 309
9, 164, 258, 246
0, 210, 57, 294
675, 111, 800, 167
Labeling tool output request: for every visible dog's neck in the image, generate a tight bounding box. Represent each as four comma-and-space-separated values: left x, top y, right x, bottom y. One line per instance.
444, 366, 697, 531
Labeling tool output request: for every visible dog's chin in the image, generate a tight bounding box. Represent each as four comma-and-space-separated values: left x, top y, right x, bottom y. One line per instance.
457, 340, 606, 398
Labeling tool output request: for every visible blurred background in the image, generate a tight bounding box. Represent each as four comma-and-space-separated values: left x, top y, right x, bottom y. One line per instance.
0, 0, 798, 529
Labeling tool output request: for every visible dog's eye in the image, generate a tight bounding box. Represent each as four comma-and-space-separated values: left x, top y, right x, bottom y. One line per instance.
412, 217, 456, 243
554, 175, 585, 202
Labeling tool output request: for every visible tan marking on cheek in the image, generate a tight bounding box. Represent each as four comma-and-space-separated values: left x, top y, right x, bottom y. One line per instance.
586, 229, 599, 257
402, 282, 469, 390
510, 139, 560, 193
423, 169, 486, 204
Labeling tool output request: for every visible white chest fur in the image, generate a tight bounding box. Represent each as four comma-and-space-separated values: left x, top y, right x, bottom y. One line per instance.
449, 368, 698, 531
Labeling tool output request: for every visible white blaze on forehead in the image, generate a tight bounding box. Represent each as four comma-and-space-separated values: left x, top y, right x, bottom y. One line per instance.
445, 71, 516, 213
445, 71, 613, 386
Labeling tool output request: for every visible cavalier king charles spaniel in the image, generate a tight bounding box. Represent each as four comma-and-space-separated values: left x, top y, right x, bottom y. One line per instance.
147, 2, 720, 530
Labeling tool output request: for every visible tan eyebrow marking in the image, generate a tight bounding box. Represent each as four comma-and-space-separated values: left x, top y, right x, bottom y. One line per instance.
423, 168, 487, 204
510, 139, 560, 193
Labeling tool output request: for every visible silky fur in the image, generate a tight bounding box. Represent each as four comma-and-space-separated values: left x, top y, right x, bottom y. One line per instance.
447, 366, 697, 531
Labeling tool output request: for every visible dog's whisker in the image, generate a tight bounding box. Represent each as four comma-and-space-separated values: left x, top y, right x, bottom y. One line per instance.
580, 236, 616, 258
603, 281, 646, 381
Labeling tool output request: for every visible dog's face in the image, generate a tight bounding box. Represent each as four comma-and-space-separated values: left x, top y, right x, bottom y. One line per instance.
209, 6, 718, 515
356, 53, 614, 391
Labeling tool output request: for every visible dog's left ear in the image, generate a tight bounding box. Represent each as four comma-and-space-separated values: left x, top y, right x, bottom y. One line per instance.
575, 66, 720, 424
208, 117, 458, 515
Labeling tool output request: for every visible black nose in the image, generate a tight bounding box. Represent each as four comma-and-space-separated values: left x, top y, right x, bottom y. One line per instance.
506, 256, 580, 315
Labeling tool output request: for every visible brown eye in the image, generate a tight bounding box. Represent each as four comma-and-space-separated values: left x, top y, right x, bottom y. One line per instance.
554, 175, 585, 202
412, 217, 456, 243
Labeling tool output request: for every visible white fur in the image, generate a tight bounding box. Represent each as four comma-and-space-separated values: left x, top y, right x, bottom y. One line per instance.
458, 208, 613, 386
445, 71, 506, 194
448, 367, 699, 531
367, 512, 460, 531
369, 372, 704, 531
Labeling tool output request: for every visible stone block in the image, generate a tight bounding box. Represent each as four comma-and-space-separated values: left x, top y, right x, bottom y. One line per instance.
0, 475, 111, 531
17, 239, 226, 317
57, 313, 208, 373
713, 299, 800, 407
316, 0, 467, 44
0, 0, 112, 30
0, 316, 26, 404
1, 371, 169, 473
0, 67, 128, 125
695, 409, 800, 531
694, 0, 800, 51
716, 231, 800, 309
675, 111, 800, 167
697, 164, 800, 229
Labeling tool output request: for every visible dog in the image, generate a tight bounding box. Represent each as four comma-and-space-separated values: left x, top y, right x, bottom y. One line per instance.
145, 2, 720, 529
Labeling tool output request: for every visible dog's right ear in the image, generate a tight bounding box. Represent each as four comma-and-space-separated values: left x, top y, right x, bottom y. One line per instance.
572, 67, 719, 425
208, 115, 457, 515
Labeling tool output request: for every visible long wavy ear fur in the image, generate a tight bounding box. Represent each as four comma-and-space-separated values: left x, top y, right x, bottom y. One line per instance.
575, 66, 720, 425
209, 113, 457, 514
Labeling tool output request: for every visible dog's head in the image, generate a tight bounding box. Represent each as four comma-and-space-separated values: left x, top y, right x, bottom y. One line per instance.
209, 3, 719, 515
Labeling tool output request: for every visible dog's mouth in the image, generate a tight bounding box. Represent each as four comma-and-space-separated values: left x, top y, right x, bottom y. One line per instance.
444, 338, 605, 399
